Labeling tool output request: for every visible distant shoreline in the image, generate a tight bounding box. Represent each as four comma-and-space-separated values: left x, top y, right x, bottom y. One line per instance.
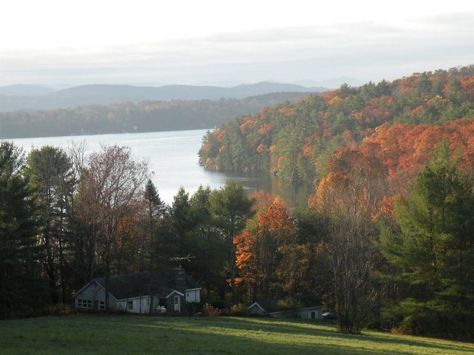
0, 91, 315, 140
4, 126, 215, 141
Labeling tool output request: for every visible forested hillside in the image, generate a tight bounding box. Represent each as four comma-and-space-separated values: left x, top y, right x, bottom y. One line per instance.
0, 92, 311, 138
196, 67, 474, 338
199, 66, 474, 184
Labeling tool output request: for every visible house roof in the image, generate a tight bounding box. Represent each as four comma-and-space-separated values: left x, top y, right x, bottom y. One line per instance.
269, 305, 321, 316
249, 300, 277, 313
248, 302, 266, 313
87, 267, 199, 300
166, 290, 184, 298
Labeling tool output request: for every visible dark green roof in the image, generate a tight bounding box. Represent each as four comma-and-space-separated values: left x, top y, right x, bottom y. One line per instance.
92, 268, 198, 300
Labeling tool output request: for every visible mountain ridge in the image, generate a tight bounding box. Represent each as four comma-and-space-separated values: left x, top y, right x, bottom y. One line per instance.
0, 82, 325, 112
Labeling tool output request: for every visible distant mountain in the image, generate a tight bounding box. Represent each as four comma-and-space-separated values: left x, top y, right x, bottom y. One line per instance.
0, 84, 54, 97
0, 82, 325, 112
293, 78, 363, 89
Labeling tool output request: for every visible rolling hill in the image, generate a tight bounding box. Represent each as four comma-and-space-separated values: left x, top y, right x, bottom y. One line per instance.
0, 82, 325, 112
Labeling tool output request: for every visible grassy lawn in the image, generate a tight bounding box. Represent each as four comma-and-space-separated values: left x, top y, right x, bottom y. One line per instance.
1, 314, 473, 354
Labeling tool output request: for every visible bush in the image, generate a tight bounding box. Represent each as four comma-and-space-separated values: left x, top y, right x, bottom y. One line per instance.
184, 302, 204, 315
226, 303, 247, 316
276, 298, 301, 311
202, 303, 221, 316
47, 303, 75, 316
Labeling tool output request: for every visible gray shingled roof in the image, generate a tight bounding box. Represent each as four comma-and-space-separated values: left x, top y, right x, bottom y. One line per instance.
93, 268, 198, 300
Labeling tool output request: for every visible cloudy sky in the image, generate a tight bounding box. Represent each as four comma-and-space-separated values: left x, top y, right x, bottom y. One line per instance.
0, 0, 473, 87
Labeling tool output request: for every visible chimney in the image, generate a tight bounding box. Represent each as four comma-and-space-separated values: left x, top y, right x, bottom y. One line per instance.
174, 266, 186, 292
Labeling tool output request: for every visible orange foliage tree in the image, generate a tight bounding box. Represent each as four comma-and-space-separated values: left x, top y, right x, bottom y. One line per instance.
310, 118, 474, 216
234, 196, 296, 302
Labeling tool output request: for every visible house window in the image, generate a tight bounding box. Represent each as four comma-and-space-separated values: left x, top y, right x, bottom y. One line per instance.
77, 299, 92, 309
100, 301, 105, 310
127, 301, 133, 310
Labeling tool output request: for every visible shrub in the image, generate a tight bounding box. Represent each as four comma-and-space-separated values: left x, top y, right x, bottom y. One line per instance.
227, 303, 247, 316
276, 298, 301, 311
184, 302, 204, 315
202, 303, 221, 316
47, 303, 75, 316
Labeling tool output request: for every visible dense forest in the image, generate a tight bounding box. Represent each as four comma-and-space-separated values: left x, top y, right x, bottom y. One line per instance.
0, 143, 255, 318
197, 66, 474, 338
199, 66, 474, 183
1, 66, 473, 340
0, 92, 310, 138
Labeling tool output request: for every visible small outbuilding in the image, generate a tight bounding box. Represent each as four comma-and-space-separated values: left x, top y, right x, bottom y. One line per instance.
246, 301, 322, 320
269, 306, 322, 320
247, 302, 267, 316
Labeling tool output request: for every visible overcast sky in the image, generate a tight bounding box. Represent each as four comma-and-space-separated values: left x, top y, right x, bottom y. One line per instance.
0, 0, 473, 87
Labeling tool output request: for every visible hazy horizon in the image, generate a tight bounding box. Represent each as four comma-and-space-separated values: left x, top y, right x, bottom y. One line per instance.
1, 0, 473, 88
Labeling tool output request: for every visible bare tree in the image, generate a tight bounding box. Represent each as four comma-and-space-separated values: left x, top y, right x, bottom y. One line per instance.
74, 145, 148, 309
68, 142, 97, 285
315, 161, 387, 333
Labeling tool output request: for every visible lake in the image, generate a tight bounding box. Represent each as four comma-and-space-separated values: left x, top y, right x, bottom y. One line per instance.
11, 129, 310, 206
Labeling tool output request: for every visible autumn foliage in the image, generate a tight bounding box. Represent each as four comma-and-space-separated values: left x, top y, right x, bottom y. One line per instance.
234, 196, 296, 299
310, 119, 474, 216
199, 66, 474, 183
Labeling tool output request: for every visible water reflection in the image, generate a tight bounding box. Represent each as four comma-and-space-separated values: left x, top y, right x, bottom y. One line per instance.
224, 172, 312, 209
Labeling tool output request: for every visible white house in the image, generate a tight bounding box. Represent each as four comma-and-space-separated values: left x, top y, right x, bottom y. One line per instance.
73, 267, 201, 314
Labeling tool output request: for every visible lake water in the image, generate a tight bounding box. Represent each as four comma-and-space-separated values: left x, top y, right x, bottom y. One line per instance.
11, 129, 310, 206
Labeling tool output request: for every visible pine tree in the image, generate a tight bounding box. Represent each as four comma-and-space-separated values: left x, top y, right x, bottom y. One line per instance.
380, 142, 474, 338
144, 179, 166, 218
142, 179, 167, 271
0, 143, 44, 317
171, 187, 193, 255
210, 181, 254, 304
25, 146, 75, 304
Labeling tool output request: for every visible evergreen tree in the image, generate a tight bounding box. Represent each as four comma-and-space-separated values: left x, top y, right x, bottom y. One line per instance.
189, 186, 227, 301
25, 146, 75, 304
144, 179, 166, 218
0, 143, 44, 317
143, 179, 167, 271
210, 181, 254, 304
170, 187, 194, 255
380, 142, 474, 338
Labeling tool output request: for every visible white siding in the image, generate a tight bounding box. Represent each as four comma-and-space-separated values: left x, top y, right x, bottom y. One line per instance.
185, 289, 201, 303
116, 296, 151, 314
74, 282, 107, 311
298, 308, 322, 320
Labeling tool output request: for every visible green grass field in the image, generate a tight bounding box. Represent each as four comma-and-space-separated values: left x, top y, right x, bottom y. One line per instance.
1, 315, 473, 354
